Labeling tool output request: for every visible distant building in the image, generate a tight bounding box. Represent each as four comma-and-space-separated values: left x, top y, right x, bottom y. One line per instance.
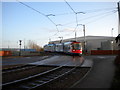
1, 48, 36, 51
50, 36, 118, 53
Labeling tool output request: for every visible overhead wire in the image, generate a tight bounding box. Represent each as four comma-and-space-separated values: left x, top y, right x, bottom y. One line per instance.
50, 7, 117, 16
16, 0, 60, 39
64, 0, 76, 14
54, 12, 74, 16
64, 0, 80, 39
16, 0, 46, 16
16, 0, 118, 42
85, 10, 117, 25
80, 10, 117, 23
61, 0, 118, 39
64, 0, 79, 25
64, 0, 83, 25
60, 10, 117, 37
61, 9, 117, 26
83, 7, 117, 13
64, 25, 78, 36
16, 0, 56, 25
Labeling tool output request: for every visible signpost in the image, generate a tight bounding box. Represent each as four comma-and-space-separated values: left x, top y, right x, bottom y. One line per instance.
19, 40, 22, 56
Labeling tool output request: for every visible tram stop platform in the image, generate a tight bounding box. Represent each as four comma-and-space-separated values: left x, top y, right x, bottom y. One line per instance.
28, 55, 93, 67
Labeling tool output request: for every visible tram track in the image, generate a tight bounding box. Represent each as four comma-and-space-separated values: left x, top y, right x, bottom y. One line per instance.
2, 55, 92, 89
2, 65, 37, 74
2, 65, 56, 84
2, 63, 91, 89
2, 65, 67, 89
2, 55, 53, 73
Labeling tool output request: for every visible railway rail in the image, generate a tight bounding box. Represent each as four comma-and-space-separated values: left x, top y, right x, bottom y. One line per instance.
2, 65, 56, 84
2, 64, 91, 89
2, 65, 66, 89
2, 55, 53, 72
2, 55, 93, 89
2, 65, 37, 74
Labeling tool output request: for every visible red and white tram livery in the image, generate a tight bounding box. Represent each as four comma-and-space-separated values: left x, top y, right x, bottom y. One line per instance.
44, 41, 82, 56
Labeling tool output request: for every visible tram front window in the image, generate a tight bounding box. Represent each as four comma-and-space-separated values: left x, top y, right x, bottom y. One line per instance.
72, 43, 81, 50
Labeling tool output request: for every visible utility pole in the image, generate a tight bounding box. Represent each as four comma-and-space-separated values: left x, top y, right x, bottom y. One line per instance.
19, 40, 22, 56
58, 37, 63, 43
111, 28, 114, 37
24, 39, 25, 51
8, 40, 10, 49
83, 25, 86, 43
118, 1, 120, 34
83, 25, 86, 52
49, 38, 51, 44
77, 24, 86, 53
114, 2, 120, 66
75, 31, 77, 41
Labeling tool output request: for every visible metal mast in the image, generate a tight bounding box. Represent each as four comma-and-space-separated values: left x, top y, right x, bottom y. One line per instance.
118, 1, 120, 34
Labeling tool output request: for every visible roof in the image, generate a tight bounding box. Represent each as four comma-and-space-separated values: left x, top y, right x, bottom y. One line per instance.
50, 36, 115, 44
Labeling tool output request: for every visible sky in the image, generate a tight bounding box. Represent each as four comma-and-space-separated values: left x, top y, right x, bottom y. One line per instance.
1, 0, 120, 48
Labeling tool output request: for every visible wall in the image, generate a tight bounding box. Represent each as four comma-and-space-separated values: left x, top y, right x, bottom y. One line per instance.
101, 41, 112, 50
91, 50, 119, 55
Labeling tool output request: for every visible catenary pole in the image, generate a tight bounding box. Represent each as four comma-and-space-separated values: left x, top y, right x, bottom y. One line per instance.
83, 25, 86, 52
118, 1, 120, 34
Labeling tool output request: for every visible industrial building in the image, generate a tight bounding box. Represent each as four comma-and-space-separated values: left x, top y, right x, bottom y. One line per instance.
50, 36, 119, 55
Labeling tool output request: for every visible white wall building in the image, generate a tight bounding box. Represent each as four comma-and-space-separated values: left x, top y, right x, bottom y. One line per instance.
50, 36, 118, 52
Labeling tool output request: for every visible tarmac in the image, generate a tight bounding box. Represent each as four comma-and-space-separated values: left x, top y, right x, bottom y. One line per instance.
71, 55, 116, 89
29, 55, 93, 67
2, 55, 116, 88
